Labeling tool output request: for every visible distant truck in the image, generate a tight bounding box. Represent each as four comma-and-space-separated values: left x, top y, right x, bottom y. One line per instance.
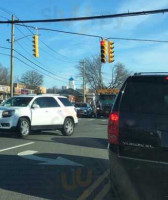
96, 89, 118, 117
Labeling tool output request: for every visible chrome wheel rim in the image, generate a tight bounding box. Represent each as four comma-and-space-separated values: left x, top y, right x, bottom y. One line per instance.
20, 121, 29, 136
65, 120, 74, 134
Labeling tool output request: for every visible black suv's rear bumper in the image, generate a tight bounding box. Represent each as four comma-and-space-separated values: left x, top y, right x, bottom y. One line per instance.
109, 144, 168, 200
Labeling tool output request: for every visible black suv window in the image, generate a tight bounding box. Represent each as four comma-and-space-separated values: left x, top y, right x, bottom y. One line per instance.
33, 97, 60, 108
58, 98, 72, 107
120, 78, 168, 115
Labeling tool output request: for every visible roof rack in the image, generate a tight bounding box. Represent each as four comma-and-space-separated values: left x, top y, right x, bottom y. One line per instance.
134, 72, 168, 76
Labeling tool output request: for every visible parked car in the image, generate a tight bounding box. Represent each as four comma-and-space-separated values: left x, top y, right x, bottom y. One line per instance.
108, 73, 168, 200
74, 102, 93, 117
0, 100, 4, 105
0, 95, 78, 138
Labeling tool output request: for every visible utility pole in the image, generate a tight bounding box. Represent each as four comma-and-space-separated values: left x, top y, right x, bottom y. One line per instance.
10, 15, 15, 97
81, 60, 86, 103
99, 64, 102, 89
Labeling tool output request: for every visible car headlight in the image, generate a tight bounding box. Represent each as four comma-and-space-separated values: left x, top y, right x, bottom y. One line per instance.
2, 110, 15, 118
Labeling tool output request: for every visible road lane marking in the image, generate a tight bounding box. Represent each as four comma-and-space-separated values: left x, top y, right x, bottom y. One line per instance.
18, 150, 83, 166
77, 169, 110, 200
0, 142, 34, 153
88, 119, 95, 121
93, 182, 111, 200
102, 119, 108, 122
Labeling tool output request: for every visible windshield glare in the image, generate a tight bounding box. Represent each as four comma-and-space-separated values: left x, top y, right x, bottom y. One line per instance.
2, 97, 33, 107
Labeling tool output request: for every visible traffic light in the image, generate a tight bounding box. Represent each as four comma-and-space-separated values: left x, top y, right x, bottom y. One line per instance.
32, 35, 39, 58
100, 40, 107, 63
108, 41, 114, 63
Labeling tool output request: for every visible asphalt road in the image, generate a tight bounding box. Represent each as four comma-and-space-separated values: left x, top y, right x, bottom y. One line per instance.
0, 118, 117, 200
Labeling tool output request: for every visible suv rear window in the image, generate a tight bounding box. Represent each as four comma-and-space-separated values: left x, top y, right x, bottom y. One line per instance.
120, 77, 168, 115
58, 98, 72, 107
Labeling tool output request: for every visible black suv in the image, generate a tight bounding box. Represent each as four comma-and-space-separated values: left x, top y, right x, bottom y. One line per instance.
108, 73, 168, 200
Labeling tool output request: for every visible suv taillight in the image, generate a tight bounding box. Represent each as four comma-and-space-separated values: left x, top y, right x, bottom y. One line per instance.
108, 112, 119, 144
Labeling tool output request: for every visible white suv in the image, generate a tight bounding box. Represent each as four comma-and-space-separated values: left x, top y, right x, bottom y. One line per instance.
0, 95, 78, 138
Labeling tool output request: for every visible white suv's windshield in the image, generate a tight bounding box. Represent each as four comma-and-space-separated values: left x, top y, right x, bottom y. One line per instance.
2, 97, 33, 107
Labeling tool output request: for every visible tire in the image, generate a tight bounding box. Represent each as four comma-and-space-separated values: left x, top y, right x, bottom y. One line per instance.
61, 118, 74, 136
17, 117, 30, 138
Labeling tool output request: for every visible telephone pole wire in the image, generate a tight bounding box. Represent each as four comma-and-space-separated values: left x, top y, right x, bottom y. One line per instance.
10, 15, 15, 97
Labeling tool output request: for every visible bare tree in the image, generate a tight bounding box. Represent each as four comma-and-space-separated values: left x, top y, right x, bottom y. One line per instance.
76, 56, 104, 93
111, 62, 131, 89
20, 70, 43, 89
0, 64, 10, 85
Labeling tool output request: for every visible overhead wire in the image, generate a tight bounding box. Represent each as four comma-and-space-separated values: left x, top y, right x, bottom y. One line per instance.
0, 51, 67, 82
0, 46, 68, 82
1, 8, 168, 23
14, 49, 68, 83
1, 7, 168, 43
0, 8, 78, 64
23, 25, 78, 63
15, 41, 68, 80
16, 24, 168, 43
15, 25, 78, 64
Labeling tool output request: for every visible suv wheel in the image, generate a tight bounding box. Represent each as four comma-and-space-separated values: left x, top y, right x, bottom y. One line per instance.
17, 118, 30, 138
61, 118, 74, 136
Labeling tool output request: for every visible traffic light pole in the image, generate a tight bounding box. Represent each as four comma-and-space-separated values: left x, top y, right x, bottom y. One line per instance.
82, 60, 86, 103
10, 15, 15, 97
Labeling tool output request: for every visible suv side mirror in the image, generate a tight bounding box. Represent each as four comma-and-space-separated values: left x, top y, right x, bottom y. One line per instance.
32, 104, 40, 109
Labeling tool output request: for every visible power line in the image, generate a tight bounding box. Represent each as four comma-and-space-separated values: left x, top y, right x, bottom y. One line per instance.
0, 6, 13, 15
1, 9, 168, 24
23, 25, 78, 63
0, 46, 68, 82
2, 8, 168, 43
17, 24, 102, 39
16, 23, 168, 43
14, 49, 68, 83
0, 52, 67, 82
39, 39, 79, 62
107, 37, 168, 43
15, 25, 78, 63
15, 41, 69, 80
0, 8, 76, 83
0, 46, 10, 50
20, 23, 75, 60
0, 15, 8, 20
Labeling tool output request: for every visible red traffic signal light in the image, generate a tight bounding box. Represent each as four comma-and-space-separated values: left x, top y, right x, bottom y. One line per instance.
100, 40, 107, 63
